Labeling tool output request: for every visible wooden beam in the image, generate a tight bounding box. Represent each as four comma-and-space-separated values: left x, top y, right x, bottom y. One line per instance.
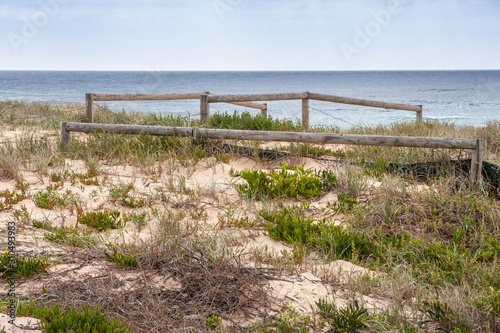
63, 122, 478, 150
308, 93, 422, 113
224, 101, 268, 111
85, 93, 94, 123
65, 122, 193, 137
207, 92, 309, 103
92, 93, 205, 101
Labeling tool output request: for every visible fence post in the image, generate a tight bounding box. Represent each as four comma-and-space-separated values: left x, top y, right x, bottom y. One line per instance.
200, 94, 210, 124
60, 121, 69, 147
261, 103, 268, 117
470, 138, 484, 184
86, 93, 94, 123
416, 105, 423, 124
302, 95, 310, 128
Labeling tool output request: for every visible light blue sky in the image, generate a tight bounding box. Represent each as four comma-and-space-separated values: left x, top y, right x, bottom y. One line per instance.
1, 0, 499, 70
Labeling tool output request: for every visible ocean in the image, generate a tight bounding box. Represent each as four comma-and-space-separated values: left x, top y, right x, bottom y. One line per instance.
0, 70, 499, 128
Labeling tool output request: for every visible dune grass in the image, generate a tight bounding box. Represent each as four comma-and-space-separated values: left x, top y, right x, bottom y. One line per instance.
1, 101, 500, 332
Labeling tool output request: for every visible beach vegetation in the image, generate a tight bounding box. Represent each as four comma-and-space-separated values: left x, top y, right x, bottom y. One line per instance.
77, 210, 122, 231
0, 251, 50, 279
231, 163, 337, 199
2, 101, 500, 331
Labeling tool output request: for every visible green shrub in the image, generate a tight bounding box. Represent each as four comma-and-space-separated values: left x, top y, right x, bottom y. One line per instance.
33, 185, 75, 210
231, 163, 336, 199
78, 211, 121, 231
33, 221, 96, 248
247, 307, 311, 332
260, 206, 378, 261
32, 304, 133, 333
209, 111, 300, 132
421, 300, 472, 332
316, 299, 368, 333
0, 251, 50, 279
331, 193, 358, 214
105, 250, 138, 269
0, 189, 27, 211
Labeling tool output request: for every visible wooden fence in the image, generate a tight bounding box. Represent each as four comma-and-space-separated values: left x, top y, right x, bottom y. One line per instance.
85, 92, 423, 127
60, 121, 484, 183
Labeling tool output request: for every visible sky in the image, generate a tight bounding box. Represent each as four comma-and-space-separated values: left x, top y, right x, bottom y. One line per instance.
1, 0, 499, 71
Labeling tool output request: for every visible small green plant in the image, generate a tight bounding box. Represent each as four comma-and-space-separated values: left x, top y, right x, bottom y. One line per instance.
248, 307, 311, 332
316, 299, 368, 333
260, 205, 378, 261
108, 183, 149, 208
0, 251, 50, 279
123, 211, 148, 230
109, 183, 134, 200
421, 300, 472, 332
119, 196, 150, 208
49, 172, 63, 182
0, 189, 27, 211
84, 155, 100, 177
205, 315, 224, 332
14, 179, 30, 192
33, 221, 96, 248
33, 185, 76, 210
11, 205, 31, 224
32, 304, 133, 333
231, 163, 337, 199
69, 171, 100, 185
78, 210, 122, 231
105, 249, 138, 269
330, 193, 358, 214
209, 110, 300, 132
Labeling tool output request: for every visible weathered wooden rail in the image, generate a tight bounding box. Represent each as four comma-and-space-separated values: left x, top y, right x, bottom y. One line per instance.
86, 92, 267, 124
85, 92, 423, 127
60, 121, 483, 183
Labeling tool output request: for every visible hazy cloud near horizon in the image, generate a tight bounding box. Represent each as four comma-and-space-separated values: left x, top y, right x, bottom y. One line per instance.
1, 0, 499, 70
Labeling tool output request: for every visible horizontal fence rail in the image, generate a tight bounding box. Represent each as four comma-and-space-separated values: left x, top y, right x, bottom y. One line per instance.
85, 91, 423, 127
60, 122, 483, 183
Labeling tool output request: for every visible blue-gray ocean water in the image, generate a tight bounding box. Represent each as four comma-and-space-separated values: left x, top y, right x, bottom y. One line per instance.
0, 70, 499, 128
